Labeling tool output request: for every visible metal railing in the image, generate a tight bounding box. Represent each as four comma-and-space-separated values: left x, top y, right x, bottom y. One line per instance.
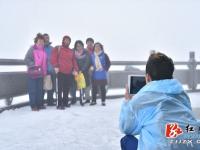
0, 51, 200, 112
109, 52, 200, 91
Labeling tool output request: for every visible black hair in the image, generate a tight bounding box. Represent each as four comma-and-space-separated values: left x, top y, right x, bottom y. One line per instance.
74, 40, 84, 50
145, 52, 174, 81
34, 33, 44, 44
43, 33, 49, 37
62, 35, 71, 43
94, 42, 104, 51
86, 38, 94, 44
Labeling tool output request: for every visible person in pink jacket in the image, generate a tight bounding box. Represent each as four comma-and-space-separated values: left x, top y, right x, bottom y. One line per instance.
24, 33, 47, 111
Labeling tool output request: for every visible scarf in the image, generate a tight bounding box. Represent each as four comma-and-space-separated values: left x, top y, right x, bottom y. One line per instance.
75, 49, 85, 59
94, 50, 103, 71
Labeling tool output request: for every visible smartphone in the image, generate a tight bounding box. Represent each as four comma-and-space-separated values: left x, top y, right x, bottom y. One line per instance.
128, 75, 146, 94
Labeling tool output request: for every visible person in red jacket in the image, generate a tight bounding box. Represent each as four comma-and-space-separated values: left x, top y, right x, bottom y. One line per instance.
51, 35, 78, 109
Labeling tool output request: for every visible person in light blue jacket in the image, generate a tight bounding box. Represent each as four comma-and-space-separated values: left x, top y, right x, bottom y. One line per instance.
119, 52, 200, 150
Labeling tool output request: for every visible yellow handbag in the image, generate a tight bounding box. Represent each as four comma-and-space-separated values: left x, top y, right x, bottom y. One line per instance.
75, 72, 86, 90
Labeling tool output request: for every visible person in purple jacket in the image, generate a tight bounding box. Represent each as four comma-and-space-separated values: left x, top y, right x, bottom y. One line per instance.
90, 42, 111, 106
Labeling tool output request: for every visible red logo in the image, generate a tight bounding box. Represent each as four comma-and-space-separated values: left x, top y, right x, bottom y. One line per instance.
165, 123, 183, 138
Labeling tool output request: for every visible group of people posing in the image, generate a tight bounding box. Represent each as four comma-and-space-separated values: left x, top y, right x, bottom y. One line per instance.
24, 33, 111, 111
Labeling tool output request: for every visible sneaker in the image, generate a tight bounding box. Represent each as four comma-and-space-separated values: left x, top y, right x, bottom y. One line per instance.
90, 101, 97, 106
102, 102, 106, 106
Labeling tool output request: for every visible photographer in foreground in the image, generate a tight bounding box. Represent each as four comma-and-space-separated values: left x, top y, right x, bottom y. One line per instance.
119, 52, 200, 150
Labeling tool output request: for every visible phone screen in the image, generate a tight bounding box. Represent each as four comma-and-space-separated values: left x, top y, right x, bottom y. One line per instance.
129, 76, 146, 94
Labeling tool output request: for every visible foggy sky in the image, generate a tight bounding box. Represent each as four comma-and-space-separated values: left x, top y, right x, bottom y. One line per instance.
0, 0, 200, 61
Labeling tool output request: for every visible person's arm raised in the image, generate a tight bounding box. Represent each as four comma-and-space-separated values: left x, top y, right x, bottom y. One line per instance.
119, 85, 142, 135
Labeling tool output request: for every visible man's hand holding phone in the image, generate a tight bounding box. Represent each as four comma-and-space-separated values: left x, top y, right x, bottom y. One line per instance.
125, 75, 146, 101
125, 84, 133, 101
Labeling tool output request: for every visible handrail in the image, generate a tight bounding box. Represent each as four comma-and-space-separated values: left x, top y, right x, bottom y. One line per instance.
0, 59, 25, 65
0, 51, 200, 112
0, 59, 199, 66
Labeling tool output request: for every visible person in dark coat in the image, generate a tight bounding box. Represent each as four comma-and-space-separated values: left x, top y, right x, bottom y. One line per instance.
73, 40, 91, 106
84, 37, 95, 103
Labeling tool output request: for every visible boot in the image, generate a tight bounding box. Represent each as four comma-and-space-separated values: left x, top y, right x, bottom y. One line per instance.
31, 107, 39, 111
102, 101, 106, 106
65, 100, 71, 108
71, 98, 77, 105
80, 94, 84, 106
90, 101, 97, 106
57, 105, 65, 110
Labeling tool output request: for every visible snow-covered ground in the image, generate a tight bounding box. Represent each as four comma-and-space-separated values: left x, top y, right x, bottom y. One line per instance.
0, 93, 200, 150
0, 99, 123, 150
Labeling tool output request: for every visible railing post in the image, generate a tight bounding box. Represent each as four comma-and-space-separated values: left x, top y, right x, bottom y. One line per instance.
188, 51, 197, 91
5, 97, 13, 106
